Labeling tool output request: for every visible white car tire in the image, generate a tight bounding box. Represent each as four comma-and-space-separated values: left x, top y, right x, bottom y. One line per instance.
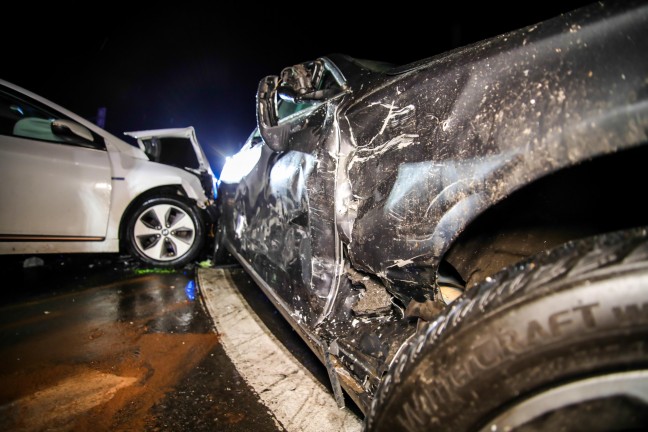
126, 195, 205, 267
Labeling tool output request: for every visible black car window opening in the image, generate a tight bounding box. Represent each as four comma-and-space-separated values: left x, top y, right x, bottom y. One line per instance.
156, 137, 201, 170
277, 98, 316, 119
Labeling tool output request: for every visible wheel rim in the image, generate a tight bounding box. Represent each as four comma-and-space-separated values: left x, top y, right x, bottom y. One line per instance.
133, 203, 196, 262
479, 370, 648, 431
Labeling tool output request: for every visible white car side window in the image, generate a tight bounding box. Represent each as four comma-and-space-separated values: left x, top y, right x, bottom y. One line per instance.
13, 117, 63, 142
0, 89, 100, 148
0, 91, 63, 142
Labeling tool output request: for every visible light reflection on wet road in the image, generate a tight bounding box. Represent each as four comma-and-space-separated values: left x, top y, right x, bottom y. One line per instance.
0, 254, 282, 431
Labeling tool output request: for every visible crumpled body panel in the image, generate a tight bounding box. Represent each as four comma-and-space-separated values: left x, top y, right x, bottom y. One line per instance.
218, 1, 648, 413
342, 2, 648, 297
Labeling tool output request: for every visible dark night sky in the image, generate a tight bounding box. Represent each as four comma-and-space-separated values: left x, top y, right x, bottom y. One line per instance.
3, 1, 593, 173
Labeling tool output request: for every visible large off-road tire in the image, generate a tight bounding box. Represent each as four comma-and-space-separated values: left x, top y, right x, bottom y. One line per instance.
366, 228, 648, 431
126, 195, 205, 268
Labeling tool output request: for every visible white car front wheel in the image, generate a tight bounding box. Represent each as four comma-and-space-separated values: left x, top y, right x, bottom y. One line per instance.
126, 196, 205, 267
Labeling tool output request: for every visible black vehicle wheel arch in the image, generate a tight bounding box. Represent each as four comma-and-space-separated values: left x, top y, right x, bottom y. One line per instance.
122, 190, 205, 267
366, 228, 648, 431
443, 144, 648, 290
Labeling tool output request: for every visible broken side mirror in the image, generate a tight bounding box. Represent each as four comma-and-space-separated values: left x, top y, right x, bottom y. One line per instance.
257, 75, 279, 129
276, 60, 331, 103
256, 60, 335, 152
256, 75, 290, 152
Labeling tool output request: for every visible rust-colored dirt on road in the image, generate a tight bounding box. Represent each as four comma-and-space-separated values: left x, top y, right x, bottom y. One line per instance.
0, 257, 282, 432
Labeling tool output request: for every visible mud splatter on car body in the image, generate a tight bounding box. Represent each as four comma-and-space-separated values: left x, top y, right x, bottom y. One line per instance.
216, 1, 648, 415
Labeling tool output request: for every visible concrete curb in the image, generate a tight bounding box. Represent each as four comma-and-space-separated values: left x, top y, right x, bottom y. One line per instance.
197, 267, 362, 432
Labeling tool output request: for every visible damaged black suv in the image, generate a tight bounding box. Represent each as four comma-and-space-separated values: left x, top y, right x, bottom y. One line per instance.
215, 2, 648, 430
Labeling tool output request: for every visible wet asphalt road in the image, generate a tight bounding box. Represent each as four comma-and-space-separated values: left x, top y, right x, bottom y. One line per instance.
0, 253, 333, 431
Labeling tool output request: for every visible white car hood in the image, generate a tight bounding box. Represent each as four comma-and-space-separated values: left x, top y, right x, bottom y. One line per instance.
124, 126, 214, 177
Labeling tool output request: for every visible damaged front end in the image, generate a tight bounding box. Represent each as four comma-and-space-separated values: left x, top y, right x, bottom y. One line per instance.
218, 1, 648, 415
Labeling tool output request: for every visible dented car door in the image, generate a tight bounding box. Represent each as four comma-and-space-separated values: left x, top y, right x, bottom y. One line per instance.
236, 60, 348, 325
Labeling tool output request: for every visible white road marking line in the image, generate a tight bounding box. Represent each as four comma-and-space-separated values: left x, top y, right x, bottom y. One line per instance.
197, 268, 362, 432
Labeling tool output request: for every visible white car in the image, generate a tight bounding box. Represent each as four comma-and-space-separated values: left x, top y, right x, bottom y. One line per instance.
0, 79, 217, 267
